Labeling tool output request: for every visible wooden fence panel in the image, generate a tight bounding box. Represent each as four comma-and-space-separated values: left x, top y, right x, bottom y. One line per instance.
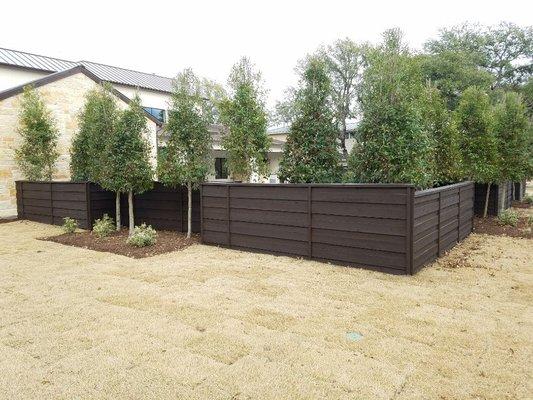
201, 183, 413, 274
413, 182, 474, 273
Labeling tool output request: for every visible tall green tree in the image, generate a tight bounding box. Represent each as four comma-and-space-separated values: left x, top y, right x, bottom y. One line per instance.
321, 38, 366, 159
70, 83, 118, 181
15, 86, 59, 181
455, 87, 499, 217
278, 57, 341, 183
219, 57, 271, 182
346, 29, 435, 188
493, 91, 531, 205
158, 69, 212, 238
421, 86, 463, 183
425, 22, 533, 89
101, 95, 153, 234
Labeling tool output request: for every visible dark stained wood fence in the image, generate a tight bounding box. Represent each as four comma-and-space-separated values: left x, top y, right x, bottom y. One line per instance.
201, 182, 475, 275
15, 181, 113, 229
474, 182, 512, 216
121, 182, 200, 232
514, 180, 527, 201
413, 182, 474, 273
16, 181, 200, 232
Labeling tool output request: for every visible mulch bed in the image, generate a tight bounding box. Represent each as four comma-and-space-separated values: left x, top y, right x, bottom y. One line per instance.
42, 229, 200, 258
511, 200, 532, 209
473, 213, 531, 239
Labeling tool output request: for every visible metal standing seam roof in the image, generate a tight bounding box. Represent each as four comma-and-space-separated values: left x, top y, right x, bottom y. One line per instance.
0, 47, 173, 93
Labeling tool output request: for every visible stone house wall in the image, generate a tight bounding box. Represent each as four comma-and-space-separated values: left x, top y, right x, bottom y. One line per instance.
0, 72, 158, 218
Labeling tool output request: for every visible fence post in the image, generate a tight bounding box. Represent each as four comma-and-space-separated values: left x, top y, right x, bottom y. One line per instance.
50, 182, 54, 225
199, 184, 203, 242
437, 191, 442, 257
16, 181, 24, 219
406, 186, 414, 275
457, 187, 461, 242
86, 182, 92, 230
227, 185, 231, 248
308, 185, 312, 258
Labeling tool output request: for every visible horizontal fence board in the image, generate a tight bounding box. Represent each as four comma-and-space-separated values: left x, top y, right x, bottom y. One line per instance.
313, 214, 406, 236
203, 207, 228, 221
52, 183, 86, 192
414, 230, 438, 253
22, 198, 50, 208
23, 213, 52, 224
202, 185, 228, 198
231, 209, 308, 227
312, 243, 406, 270
312, 187, 407, 204
231, 234, 308, 256
22, 182, 51, 192
231, 186, 308, 201
202, 196, 228, 209
203, 219, 228, 233
313, 228, 406, 253
53, 200, 87, 211
202, 230, 229, 245
231, 198, 307, 213
231, 221, 308, 242
313, 201, 406, 219
414, 200, 439, 219
52, 191, 86, 202
22, 190, 51, 200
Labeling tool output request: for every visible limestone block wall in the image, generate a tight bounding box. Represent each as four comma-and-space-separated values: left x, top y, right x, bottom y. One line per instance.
0, 72, 158, 218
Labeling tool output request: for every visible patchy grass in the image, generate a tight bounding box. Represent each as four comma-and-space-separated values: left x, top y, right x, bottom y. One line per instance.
0, 220, 532, 399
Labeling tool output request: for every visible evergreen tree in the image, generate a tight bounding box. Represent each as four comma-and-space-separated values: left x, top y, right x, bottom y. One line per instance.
455, 86, 499, 217
158, 69, 212, 238
101, 95, 153, 234
278, 57, 341, 183
422, 86, 462, 183
493, 91, 531, 205
219, 57, 271, 182
15, 86, 59, 181
346, 29, 435, 188
70, 83, 118, 182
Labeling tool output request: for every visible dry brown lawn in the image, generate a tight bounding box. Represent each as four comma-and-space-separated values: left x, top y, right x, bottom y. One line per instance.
0, 220, 532, 399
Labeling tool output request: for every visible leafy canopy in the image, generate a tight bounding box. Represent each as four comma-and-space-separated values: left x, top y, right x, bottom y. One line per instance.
15, 86, 59, 181
493, 91, 531, 182
454, 86, 499, 184
278, 56, 342, 183
158, 68, 212, 188
101, 95, 153, 194
219, 57, 271, 181
70, 83, 118, 182
346, 29, 436, 188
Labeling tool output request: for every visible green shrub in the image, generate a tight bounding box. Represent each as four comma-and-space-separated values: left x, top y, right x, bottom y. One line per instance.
93, 214, 115, 238
497, 209, 519, 227
524, 195, 533, 204
127, 223, 157, 247
61, 217, 78, 234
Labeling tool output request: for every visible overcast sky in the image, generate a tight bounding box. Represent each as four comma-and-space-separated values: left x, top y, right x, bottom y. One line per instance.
2, 0, 532, 109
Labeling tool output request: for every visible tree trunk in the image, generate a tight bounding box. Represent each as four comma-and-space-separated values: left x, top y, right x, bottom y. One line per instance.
115, 192, 121, 231
340, 119, 348, 162
501, 183, 507, 213
483, 183, 492, 218
187, 182, 192, 239
128, 191, 134, 236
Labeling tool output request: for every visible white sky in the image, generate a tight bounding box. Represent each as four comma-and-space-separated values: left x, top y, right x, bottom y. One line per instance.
2, 0, 532, 109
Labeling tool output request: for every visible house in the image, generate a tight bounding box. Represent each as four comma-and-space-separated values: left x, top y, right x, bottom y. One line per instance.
0, 47, 282, 218
267, 121, 359, 154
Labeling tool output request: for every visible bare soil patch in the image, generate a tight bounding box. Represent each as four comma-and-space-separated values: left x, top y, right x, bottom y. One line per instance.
41, 228, 199, 258
473, 208, 532, 239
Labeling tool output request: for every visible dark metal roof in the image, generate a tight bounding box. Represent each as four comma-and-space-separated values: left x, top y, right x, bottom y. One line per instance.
0, 47, 173, 93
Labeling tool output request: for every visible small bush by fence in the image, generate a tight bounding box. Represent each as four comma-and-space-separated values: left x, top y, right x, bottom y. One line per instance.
201, 181, 475, 275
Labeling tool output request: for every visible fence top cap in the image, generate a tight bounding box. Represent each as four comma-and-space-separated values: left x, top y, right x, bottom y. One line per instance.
202, 182, 415, 188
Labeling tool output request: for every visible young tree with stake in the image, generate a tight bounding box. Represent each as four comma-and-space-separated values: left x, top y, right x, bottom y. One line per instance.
101, 95, 153, 235
15, 86, 59, 181
493, 91, 530, 208
455, 87, 499, 217
158, 69, 212, 238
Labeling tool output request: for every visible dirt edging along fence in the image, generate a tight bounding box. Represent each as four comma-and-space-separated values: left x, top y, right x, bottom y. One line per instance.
16, 181, 200, 232
200, 181, 474, 275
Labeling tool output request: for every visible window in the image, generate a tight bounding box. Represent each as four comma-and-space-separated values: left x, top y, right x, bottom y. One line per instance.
143, 107, 165, 123
215, 158, 228, 179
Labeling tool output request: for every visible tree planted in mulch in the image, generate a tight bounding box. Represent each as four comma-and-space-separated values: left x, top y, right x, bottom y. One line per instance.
158, 69, 212, 238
